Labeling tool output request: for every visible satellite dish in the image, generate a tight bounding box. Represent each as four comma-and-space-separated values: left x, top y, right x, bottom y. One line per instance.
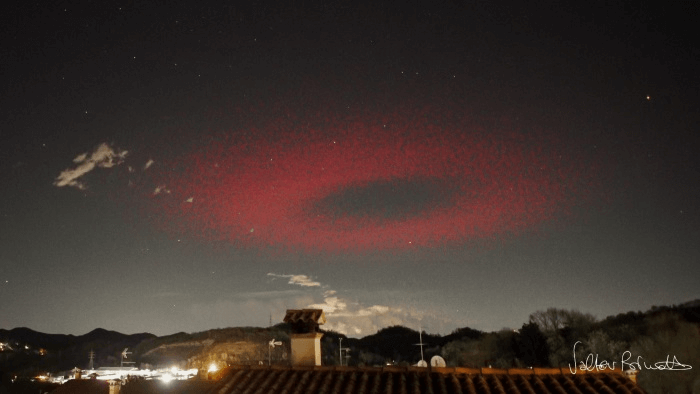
430, 356, 446, 367
416, 360, 428, 367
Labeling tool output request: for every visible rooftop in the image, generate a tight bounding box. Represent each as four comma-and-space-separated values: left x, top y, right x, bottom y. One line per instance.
283, 309, 327, 325
207, 365, 646, 394
283, 309, 327, 334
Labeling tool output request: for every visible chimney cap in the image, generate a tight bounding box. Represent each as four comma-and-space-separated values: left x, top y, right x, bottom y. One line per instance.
284, 309, 326, 325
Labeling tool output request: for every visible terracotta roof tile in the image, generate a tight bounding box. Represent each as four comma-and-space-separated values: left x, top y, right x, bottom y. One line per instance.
207, 366, 646, 394
283, 309, 327, 325
50, 379, 108, 394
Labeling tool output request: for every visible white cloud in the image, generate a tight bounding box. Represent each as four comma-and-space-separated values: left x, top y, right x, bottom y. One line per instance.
320, 301, 421, 336
90, 143, 128, 168
267, 273, 321, 287
73, 153, 88, 163
268, 273, 432, 337
288, 275, 321, 287
54, 143, 128, 189
307, 296, 347, 313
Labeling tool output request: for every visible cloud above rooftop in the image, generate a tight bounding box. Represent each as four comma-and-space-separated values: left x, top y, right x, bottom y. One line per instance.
270, 273, 433, 336
268, 273, 322, 287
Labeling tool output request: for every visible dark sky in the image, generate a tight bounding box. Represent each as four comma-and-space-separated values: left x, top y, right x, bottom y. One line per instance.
2, 0, 699, 337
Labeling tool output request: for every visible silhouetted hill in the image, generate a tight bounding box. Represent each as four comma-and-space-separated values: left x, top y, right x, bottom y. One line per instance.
0, 327, 156, 350
441, 326, 484, 343
0, 328, 157, 375
0, 327, 75, 349
2, 299, 698, 377
354, 326, 436, 364
649, 299, 700, 323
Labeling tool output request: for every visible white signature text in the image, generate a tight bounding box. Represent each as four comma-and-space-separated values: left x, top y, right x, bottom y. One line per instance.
569, 341, 692, 374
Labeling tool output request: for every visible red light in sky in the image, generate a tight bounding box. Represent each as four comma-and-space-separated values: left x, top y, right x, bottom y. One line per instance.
145, 102, 599, 253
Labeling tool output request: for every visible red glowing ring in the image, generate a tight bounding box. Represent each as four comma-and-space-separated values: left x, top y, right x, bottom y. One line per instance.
147, 105, 593, 252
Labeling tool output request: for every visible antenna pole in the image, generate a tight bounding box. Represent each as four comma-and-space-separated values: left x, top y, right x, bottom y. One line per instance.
419, 330, 424, 362
120, 348, 134, 367
268, 339, 282, 366
88, 349, 95, 370
414, 326, 428, 366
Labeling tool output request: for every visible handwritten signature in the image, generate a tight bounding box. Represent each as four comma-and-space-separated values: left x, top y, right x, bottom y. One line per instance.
569, 341, 692, 374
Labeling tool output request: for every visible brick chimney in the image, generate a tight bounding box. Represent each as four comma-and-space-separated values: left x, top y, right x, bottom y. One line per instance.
283, 309, 326, 366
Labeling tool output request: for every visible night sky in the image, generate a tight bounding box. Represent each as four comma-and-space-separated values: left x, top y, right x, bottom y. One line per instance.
2, 0, 698, 337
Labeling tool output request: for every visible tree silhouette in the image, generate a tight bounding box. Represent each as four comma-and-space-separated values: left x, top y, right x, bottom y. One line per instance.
513, 323, 549, 367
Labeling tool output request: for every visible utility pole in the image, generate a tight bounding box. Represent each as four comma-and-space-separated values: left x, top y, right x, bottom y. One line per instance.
414, 326, 428, 367
418, 330, 425, 362
120, 348, 134, 367
88, 349, 95, 370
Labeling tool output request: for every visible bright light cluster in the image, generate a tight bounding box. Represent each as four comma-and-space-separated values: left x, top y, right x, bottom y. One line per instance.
58, 367, 199, 383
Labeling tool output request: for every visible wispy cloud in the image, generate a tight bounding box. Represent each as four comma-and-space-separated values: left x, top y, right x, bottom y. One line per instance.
179, 278, 453, 337
307, 296, 347, 313
54, 143, 128, 190
309, 295, 426, 336
267, 273, 321, 287
268, 273, 432, 336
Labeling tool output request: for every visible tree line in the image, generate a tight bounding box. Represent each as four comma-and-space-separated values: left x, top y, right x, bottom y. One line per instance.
320, 301, 700, 394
